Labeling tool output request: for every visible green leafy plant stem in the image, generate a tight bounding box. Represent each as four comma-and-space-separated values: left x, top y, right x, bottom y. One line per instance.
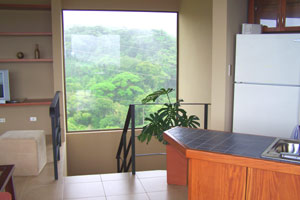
166, 92, 171, 105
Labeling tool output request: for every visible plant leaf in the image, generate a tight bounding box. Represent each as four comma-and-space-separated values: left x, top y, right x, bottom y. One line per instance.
141, 88, 174, 104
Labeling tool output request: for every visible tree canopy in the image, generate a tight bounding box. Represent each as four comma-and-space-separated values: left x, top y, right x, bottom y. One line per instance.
64, 25, 177, 131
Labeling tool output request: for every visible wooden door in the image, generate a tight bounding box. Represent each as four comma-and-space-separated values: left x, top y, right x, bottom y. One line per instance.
188, 159, 247, 200
247, 168, 300, 200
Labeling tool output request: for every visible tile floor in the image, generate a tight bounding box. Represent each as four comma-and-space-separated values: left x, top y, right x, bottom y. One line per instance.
13, 162, 64, 200
12, 142, 187, 200
64, 170, 187, 200
14, 165, 187, 200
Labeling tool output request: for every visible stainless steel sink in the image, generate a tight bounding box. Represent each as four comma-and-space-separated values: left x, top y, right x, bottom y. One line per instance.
261, 138, 300, 163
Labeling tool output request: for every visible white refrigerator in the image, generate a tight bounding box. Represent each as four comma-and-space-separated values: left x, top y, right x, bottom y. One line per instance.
233, 34, 300, 138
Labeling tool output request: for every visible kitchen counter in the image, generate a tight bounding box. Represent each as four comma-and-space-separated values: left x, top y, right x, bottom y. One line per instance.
164, 127, 300, 200
165, 127, 276, 160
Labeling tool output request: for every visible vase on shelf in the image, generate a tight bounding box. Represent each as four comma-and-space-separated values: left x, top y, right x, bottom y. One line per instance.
34, 44, 40, 59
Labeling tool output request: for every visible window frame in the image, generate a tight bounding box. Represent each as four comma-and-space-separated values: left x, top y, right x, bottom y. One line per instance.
62, 9, 179, 133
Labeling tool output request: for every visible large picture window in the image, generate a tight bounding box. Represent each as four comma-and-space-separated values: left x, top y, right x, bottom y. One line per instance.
63, 10, 178, 131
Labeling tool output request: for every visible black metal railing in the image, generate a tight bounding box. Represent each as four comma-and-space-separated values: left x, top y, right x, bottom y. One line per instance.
116, 103, 210, 175
116, 104, 135, 173
49, 91, 61, 180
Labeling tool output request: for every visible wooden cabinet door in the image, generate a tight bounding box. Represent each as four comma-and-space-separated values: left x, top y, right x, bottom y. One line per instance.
247, 168, 300, 200
282, 0, 300, 31
249, 0, 282, 32
188, 159, 247, 200
249, 0, 300, 32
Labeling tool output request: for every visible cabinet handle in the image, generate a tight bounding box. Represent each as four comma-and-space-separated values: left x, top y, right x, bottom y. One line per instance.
277, 18, 280, 26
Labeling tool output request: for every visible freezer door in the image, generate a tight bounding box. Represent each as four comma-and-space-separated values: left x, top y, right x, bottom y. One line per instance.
233, 84, 300, 138
235, 34, 300, 85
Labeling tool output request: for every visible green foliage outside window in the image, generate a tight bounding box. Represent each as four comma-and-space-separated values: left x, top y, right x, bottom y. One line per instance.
64, 17, 177, 131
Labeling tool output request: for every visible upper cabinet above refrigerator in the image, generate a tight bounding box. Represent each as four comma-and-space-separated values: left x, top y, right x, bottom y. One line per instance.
235, 34, 300, 85
248, 0, 300, 32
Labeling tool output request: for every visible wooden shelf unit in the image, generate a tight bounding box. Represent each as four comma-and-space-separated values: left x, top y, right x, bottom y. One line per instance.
0, 4, 53, 64
0, 59, 53, 63
0, 99, 52, 107
0, 3, 53, 108
0, 4, 51, 10
0, 32, 52, 36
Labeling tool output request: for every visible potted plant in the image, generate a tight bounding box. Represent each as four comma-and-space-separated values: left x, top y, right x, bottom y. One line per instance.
138, 88, 200, 144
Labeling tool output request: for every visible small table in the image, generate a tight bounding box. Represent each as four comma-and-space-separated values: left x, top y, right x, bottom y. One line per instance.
0, 165, 16, 200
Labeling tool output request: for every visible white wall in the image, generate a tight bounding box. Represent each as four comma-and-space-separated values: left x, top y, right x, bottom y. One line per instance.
225, 0, 248, 131
210, 0, 248, 131
178, 0, 212, 128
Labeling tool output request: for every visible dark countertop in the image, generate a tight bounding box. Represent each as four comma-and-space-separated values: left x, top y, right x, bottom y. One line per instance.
165, 127, 276, 160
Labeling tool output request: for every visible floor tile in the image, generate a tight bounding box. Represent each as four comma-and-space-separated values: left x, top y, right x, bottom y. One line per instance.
22, 183, 63, 200
64, 174, 101, 183
13, 176, 28, 200
64, 182, 105, 199
26, 162, 64, 188
103, 179, 145, 196
147, 186, 188, 200
136, 170, 166, 179
107, 193, 149, 200
139, 177, 168, 192
101, 172, 137, 182
64, 197, 106, 200
14, 167, 184, 200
